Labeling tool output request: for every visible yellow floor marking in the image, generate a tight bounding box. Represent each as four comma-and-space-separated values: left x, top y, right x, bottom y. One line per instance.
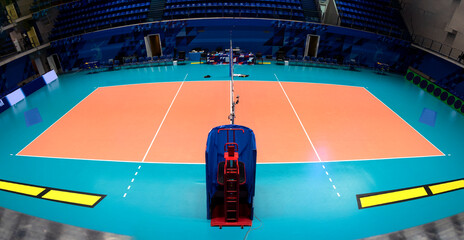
429, 180, 464, 195
0, 180, 45, 196
41, 190, 102, 206
359, 187, 428, 208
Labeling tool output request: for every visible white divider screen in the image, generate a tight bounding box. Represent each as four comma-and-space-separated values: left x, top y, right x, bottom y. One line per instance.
6, 88, 25, 106
43, 70, 58, 84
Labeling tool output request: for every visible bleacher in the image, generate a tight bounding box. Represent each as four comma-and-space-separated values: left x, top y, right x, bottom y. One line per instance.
0, 32, 16, 58
50, 0, 151, 40
1, 6, 10, 27
162, 0, 307, 21
336, 0, 409, 39
30, 0, 76, 13
300, 0, 320, 22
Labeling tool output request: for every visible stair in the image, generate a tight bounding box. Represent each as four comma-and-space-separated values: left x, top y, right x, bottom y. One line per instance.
300, 0, 321, 22
224, 146, 240, 222
147, 0, 165, 21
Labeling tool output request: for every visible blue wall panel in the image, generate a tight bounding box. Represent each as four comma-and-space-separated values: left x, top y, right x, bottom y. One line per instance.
410, 48, 464, 99
0, 55, 36, 98
51, 19, 412, 73
22, 76, 45, 97
413, 52, 462, 81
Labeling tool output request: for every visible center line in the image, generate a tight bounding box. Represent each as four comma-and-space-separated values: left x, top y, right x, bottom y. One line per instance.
274, 73, 322, 162
141, 73, 188, 162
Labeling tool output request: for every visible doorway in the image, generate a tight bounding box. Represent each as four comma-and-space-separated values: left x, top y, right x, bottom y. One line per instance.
305, 34, 320, 58
144, 34, 162, 57
47, 54, 62, 73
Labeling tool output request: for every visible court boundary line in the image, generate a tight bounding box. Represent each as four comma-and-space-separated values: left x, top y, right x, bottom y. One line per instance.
236, 79, 364, 87
16, 80, 445, 164
363, 88, 446, 156
274, 73, 323, 162
96, 79, 365, 88
140, 73, 188, 162
188, 79, 365, 88
17, 149, 445, 164
88, 79, 365, 99
15, 154, 205, 164
327, 154, 446, 162
16, 88, 99, 156
95, 79, 182, 89
93, 80, 269, 90
15, 154, 137, 162
258, 154, 446, 164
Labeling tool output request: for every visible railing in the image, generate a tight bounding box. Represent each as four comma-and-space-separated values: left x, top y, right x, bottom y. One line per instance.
412, 34, 464, 63
163, 7, 310, 21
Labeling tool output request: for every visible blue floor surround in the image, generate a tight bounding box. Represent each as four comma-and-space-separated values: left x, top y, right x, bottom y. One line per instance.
1, 63, 463, 239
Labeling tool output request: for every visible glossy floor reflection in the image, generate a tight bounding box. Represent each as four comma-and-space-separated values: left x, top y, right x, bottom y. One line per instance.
0, 63, 463, 239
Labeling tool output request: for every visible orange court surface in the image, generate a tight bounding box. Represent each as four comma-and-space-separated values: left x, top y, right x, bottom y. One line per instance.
18, 80, 444, 163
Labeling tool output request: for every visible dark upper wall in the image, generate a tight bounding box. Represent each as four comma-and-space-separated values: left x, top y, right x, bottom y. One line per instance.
401, 0, 464, 53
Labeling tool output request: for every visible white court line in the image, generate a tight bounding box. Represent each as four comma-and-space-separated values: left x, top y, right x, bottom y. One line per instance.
17, 78, 444, 165
274, 73, 323, 162
100, 79, 364, 87
16, 152, 445, 164
96, 79, 270, 90
15, 154, 130, 162
256, 154, 446, 164
328, 153, 445, 162
363, 88, 445, 156
140, 73, 188, 162
16, 88, 99, 155
16, 153, 206, 164
96, 79, 184, 89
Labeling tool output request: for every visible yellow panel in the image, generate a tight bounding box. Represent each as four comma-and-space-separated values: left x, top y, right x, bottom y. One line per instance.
263, 62, 271, 64
429, 180, 464, 195
27, 28, 40, 48
360, 187, 428, 208
6, 4, 18, 22
41, 190, 102, 206
0, 181, 45, 196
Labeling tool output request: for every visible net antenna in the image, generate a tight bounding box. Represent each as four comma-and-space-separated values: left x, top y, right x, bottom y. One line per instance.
228, 31, 239, 124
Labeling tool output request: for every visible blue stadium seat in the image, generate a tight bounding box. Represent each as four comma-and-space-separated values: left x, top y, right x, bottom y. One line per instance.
152, 56, 159, 65
289, 55, 296, 62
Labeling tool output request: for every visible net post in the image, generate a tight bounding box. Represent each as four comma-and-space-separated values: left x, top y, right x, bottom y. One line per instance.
229, 32, 235, 125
